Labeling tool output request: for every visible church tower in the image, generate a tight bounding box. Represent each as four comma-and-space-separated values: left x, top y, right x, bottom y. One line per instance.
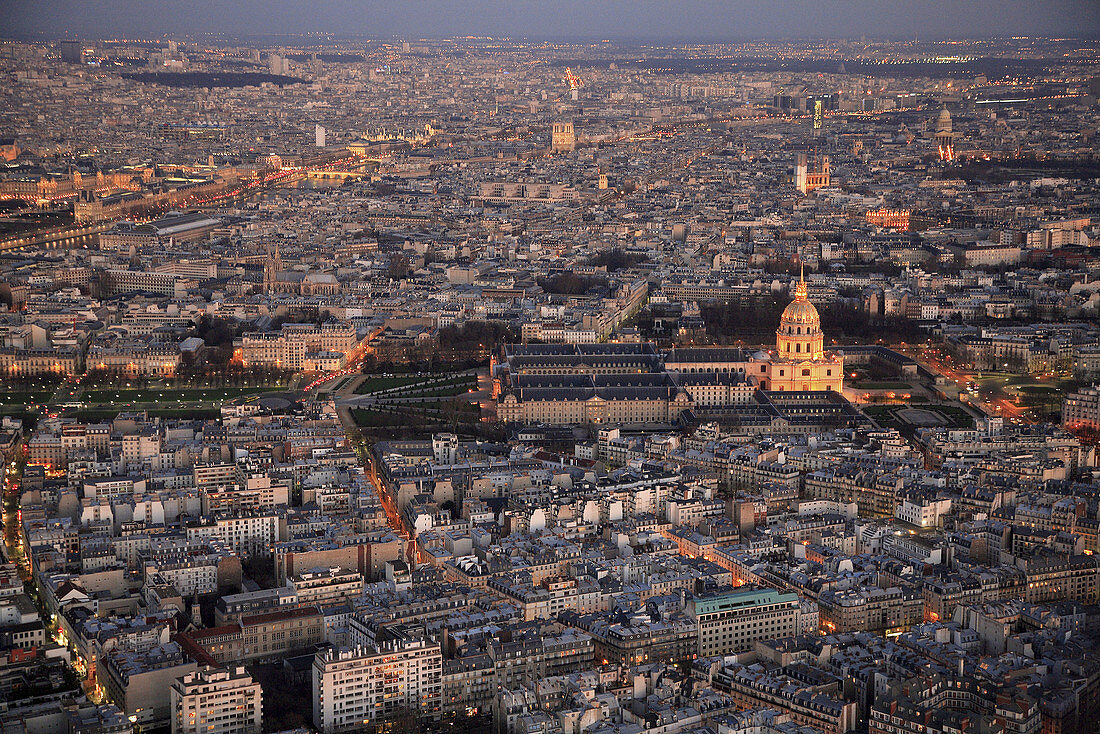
263, 242, 281, 291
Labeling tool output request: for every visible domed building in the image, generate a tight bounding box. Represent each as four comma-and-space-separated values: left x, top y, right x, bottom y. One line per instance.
933, 105, 956, 161
764, 268, 844, 392
935, 106, 952, 136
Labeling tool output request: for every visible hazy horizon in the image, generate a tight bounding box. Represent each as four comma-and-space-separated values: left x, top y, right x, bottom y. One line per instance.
2, 0, 1098, 43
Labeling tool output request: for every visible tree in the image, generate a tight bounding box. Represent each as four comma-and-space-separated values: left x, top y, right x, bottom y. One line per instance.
437, 321, 517, 356
92, 271, 116, 299
191, 315, 236, 348
387, 252, 411, 281
537, 272, 606, 295
590, 248, 648, 272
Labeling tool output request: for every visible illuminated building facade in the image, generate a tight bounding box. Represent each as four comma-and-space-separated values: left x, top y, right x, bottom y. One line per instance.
766, 269, 844, 392
795, 152, 830, 194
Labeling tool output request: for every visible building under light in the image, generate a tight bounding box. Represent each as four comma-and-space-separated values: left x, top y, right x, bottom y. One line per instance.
552, 121, 576, 152
795, 151, 830, 194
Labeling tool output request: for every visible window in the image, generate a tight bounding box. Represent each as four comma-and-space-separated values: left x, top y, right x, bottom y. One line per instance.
802, 369, 810, 376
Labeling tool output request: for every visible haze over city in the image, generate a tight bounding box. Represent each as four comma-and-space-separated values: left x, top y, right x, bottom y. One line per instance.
3, 0, 1099, 40
0, 3, 1098, 734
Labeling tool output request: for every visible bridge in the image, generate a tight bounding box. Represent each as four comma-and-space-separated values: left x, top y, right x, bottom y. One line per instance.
0, 222, 110, 252
305, 169, 366, 181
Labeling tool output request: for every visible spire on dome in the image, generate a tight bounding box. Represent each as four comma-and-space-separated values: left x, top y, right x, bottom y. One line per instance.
795, 261, 808, 302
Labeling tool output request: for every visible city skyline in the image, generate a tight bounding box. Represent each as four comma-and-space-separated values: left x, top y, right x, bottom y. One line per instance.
2, 0, 1099, 41
0, 14, 1098, 734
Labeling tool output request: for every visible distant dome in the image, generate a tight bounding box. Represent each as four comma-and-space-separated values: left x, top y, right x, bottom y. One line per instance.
936, 107, 952, 133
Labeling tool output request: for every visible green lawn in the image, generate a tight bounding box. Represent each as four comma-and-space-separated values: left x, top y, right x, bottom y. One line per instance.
355, 373, 477, 396
67, 407, 221, 422
861, 403, 973, 430
354, 375, 426, 394
854, 381, 912, 390
351, 407, 442, 428
0, 392, 52, 405
387, 384, 477, 400
862, 405, 902, 427
1013, 384, 1060, 394
931, 405, 975, 428
81, 387, 276, 403
325, 376, 354, 392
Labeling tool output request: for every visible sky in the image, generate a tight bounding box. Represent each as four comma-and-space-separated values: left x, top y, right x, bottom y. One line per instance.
1, 1, 1097, 42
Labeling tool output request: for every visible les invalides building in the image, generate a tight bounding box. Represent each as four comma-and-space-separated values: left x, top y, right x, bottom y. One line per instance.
766, 268, 845, 393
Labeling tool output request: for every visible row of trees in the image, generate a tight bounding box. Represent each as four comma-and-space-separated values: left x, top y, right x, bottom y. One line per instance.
537, 272, 608, 295
589, 247, 649, 272
699, 298, 928, 345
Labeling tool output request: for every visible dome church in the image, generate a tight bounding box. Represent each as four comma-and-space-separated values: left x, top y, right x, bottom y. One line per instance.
764, 267, 844, 392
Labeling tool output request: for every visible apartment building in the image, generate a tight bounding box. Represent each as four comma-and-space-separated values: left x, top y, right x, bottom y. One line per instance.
289, 567, 363, 608
1062, 385, 1100, 432
100, 643, 198, 732
688, 588, 802, 657
312, 634, 442, 733
239, 321, 359, 372
180, 606, 325, 665
170, 665, 262, 734
817, 586, 924, 634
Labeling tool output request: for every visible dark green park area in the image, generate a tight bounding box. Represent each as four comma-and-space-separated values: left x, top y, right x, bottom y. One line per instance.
354, 375, 427, 394
81, 387, 276, 403
66, 408, 222, 422
0, 392, 52, 406
862, 404, 975, 430
354, 373, 476, 396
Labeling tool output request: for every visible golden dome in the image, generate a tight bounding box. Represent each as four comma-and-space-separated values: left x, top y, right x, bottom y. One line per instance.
780, 274, 821, 327
780, 298, 821, 325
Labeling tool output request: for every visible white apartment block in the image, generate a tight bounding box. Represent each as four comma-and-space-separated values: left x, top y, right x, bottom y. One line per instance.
170, 665, 262, 734
1063, 386, 1100, 431
312, 638, 442, 733
895, 497, 953, 528
186, 514, 282, 558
